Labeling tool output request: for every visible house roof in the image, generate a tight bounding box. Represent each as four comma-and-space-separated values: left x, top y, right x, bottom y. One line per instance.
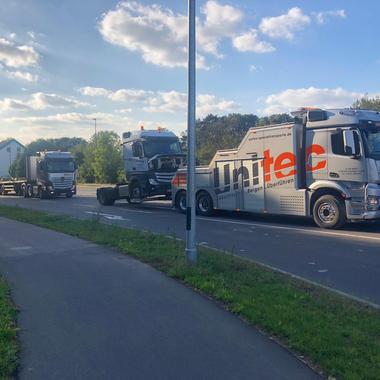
0, 138, 25, 151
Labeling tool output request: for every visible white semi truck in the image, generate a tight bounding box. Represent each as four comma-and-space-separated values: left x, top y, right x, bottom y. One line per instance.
97, 128, 185, 205
0, 151, 77, 199
172, 108, 380, 229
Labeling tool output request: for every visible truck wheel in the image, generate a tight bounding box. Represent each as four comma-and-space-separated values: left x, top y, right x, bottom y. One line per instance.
129, 183, 142, 203
175, 191, 187, 214
196, 191, 214, 216
26, 184, 33, 198
313, 195, 346, 229
0, 185, 5, 196
38, 187, 47, 199
22, 184, 28, 198
97, 189, 115, 206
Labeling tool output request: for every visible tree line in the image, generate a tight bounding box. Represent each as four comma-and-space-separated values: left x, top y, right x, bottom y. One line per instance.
9, 96, 380, 182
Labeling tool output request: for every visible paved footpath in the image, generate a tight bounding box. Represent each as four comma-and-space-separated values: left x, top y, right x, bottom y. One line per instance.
0, 217, 320, 380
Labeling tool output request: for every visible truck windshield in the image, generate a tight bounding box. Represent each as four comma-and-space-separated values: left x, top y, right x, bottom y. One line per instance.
361, 126, 380, 159
46, 160, 75, 173
143, 139, 181, 158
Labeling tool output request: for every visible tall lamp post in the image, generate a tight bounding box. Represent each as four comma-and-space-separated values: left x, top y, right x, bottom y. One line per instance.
92, 118, 97, 148
185, 0, 197, 265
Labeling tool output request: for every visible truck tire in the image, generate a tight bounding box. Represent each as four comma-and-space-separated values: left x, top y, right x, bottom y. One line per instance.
97, 188, 115, 206
175, 191, 187, 214
0, 185, 5, 196
196, 191, 214, 216
26, 184, 33, 198
313, 194, 346, 229
22, 184, 28, 198
38, 187, 47, 199
129, 183, 143, 203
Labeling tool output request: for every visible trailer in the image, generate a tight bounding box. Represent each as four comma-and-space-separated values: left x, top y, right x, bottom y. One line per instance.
172, 108, 380, 229
0, 151, 77, 199
97, 127, 185, 206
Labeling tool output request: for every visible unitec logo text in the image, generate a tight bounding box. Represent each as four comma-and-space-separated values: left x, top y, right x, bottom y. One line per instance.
214, 144, 326, 194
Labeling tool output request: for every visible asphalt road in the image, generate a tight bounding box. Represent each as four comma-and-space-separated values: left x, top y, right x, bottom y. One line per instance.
1, 184, 380, 306
0, 217, 319, 380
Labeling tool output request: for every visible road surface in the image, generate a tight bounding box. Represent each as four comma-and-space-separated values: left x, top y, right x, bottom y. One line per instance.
1, 184, 380, 305
0, 217, 319, 379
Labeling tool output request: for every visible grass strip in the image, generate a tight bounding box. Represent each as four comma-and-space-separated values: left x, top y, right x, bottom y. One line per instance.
0, 277, 18, 380
0, 204, 379, 380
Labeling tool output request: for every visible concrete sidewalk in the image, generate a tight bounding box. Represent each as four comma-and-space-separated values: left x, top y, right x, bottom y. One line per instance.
0, 217, 320, 380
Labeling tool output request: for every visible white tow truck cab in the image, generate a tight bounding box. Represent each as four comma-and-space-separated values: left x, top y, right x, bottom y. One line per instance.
172, 108, 380, 228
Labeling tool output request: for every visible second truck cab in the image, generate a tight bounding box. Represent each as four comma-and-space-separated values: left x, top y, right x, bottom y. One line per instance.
122, 128, 185, 200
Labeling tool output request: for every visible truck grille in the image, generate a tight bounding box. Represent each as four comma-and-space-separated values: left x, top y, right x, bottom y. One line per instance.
155, 172, 175, 183
52, 178, 73, 189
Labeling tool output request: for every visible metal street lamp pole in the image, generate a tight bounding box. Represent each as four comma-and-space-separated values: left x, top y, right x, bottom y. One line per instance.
92, 118, 97, 148
185, 0, 197, 264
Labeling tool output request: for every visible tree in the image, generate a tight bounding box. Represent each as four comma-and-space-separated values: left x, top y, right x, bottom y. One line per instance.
353, 96, 380, 112
81, 131, 124, 184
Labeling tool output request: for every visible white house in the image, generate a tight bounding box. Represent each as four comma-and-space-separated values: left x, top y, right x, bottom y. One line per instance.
0, 139, 24, 178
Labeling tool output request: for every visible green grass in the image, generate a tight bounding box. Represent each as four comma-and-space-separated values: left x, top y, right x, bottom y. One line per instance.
0, 205, 379, 379
0, 278, 18, 380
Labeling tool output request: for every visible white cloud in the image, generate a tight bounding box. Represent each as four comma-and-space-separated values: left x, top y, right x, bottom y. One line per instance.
0, 37, 40, 68
261, 87, 365, 115
79, 86, 152, 102
0, 98, 31, 112
0, 93, 89, 112
249, 64, 257, 72
0, 64, 38, 82
259, 7, 310, 40
78, 86, 111, 97
314, 10, 346, 24
29, 93, 90, 110
233, 29, 275, 53
98, 1, 266, 69
143, 90, 239, 116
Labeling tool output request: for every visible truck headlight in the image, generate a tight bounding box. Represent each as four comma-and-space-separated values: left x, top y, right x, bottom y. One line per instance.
367, 195, 380, 211
149, 178, 159, 186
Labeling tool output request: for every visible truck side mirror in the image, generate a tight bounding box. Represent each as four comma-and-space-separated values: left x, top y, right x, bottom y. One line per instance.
343, 130, 357, 157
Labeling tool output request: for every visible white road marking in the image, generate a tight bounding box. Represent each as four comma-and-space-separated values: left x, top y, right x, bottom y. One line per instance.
318, 269, 329, 273
10, 246, 32, 251
198, 217, 380, 243
85, 211, 130, 221
308, 262, 316, 265
199, 242, 208, 246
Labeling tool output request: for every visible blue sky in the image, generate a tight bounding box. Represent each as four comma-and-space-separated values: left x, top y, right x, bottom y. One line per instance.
0, 0, 379, 143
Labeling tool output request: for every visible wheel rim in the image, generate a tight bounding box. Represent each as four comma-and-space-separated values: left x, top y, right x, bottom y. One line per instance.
198, 196, 210, 213
179, 195, 186, 211
317, 202, 337, 223
132, 186, 141, 199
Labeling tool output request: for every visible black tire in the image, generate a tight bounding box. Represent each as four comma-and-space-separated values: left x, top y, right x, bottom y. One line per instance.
196, 191, 214, 216
97, 189, 115, 206
38, 187, 47, 199
26, 184, 33, 198
129, 182, 143, 203
313, 194, 346, 229
175, 191, 187, 214
66, 193, 73, 198
22, 184, 28, 198
0, 185, 5, 196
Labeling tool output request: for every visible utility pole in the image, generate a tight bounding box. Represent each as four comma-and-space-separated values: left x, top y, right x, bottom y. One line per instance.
185, 0, 197, 265
92, 118, 97, 148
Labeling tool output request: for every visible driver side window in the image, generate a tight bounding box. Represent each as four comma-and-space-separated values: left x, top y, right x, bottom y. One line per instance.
132, 142, 143, 158
331, 130, 361, 156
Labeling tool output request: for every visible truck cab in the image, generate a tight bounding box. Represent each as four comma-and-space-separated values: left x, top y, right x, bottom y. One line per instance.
122, 128, 185, 200
27, 151, 77, 198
